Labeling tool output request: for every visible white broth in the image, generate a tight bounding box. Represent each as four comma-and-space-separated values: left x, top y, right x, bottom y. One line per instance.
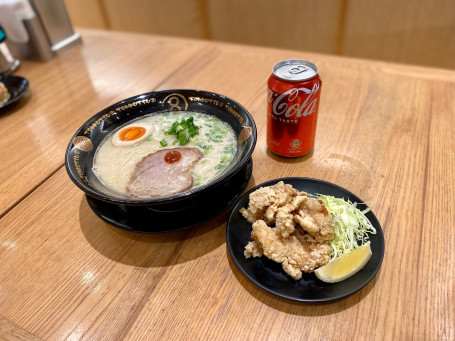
93, 111, 237, 197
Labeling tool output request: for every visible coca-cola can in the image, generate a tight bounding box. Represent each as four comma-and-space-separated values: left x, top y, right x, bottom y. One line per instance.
267, 59, 322, 157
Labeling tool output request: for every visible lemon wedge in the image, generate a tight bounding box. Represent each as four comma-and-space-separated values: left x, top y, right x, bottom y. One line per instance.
315, 242, 372, 283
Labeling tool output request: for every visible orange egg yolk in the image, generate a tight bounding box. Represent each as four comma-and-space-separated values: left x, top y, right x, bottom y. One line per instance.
119, 127, 147, 141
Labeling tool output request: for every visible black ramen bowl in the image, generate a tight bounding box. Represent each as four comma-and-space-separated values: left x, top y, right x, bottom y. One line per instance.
65, 89, 257, 214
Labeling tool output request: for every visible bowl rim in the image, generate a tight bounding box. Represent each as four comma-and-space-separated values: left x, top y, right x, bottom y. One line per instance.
65, 89, 257, 206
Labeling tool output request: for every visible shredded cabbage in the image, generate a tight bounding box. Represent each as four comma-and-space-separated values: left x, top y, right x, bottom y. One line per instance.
313, 194, 376, 260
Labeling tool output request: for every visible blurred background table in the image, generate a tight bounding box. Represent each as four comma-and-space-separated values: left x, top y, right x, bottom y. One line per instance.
0, 29, 454, 340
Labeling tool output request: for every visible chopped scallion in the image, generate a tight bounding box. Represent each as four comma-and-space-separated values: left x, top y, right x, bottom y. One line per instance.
313, 194, 376, 260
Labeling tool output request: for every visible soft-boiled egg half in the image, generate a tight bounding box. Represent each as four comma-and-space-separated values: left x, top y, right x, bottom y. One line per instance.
111, 122, 156, 146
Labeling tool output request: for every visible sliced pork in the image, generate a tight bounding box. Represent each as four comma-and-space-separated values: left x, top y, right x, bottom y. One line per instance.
127, 148, 203, 198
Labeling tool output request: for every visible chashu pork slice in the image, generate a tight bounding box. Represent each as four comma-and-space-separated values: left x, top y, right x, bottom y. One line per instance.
127, 148, 203, 198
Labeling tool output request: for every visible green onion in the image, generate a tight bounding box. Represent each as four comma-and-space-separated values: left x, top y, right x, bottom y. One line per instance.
313, 194, 376, 260
160, 139, 168, 146
164, 117, 200, 146
223, 144, 236, 154
206, 123, 228, 143
215, 155, 232, 170
178, 129, 190, 145
196, 143, 213, 155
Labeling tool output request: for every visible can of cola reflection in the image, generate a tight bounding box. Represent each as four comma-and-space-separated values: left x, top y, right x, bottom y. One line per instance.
267, 59, 322, 157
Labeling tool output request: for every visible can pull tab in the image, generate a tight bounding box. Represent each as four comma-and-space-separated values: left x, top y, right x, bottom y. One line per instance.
289, 65, 309, 74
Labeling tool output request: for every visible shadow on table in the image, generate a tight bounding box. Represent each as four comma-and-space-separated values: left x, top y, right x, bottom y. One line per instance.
226, 250, 378, 315
78, 174, 256, 268
0, 90, 32, 116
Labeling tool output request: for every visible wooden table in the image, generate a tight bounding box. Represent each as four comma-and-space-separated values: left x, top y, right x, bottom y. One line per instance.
0, 29, 454, 341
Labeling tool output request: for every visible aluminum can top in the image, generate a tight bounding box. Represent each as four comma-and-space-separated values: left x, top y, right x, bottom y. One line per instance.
272, 59, 318, 82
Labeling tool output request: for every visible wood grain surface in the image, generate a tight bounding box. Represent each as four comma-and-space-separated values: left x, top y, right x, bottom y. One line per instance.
0, 30, 208, 216
0, 29, 454, 340
102, 0, 208, 39
64, 0, 455, 69
206, 0, 344, 54
65, 0, 108, 30
0, 316, 42, 341
341, 0, 455, 69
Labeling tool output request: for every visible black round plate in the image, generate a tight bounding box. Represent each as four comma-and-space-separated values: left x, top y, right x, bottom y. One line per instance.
0, 75, 29, 109
86, 159, 253, 233
226, 177, 385, 302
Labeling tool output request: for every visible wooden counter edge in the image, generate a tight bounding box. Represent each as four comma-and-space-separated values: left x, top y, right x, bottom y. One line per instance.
0, 316, 43, 341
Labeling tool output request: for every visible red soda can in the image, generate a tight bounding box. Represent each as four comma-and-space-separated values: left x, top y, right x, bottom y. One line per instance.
267, 59, 322, 156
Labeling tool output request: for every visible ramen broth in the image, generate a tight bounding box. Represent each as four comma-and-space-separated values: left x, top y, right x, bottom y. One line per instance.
93, 111, 237, 197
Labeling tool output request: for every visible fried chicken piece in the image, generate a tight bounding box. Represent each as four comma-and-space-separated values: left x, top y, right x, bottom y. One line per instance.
275, 195, 308, 238
239, 181, 299, 224
245, 220, 332, 280
294, 198, 334, 243
0, 82, 8, 102
241, 182, 335, 280
244, 240, 263, 258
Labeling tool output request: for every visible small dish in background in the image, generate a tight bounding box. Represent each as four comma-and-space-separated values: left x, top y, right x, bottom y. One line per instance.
0, 75, 29, 110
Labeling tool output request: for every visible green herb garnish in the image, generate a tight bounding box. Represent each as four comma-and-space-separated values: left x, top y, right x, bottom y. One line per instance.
223, 144, 236, 154
205, 123, 228, 143
164, 117, 200, 145
195, 142, 214, 155
215, 155, 232, 170
160, 139, 168, 146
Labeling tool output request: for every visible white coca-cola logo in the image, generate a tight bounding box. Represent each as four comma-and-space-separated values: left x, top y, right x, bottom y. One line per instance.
268, 82, 320, 118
